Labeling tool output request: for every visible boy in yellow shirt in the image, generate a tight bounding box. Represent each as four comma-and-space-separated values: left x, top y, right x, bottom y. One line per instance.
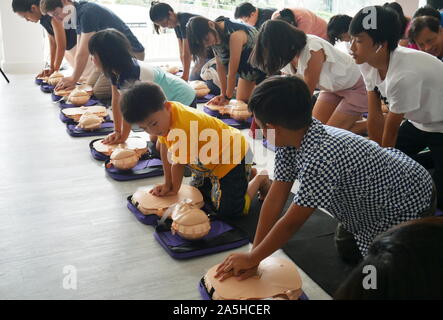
120, 82, 270, 217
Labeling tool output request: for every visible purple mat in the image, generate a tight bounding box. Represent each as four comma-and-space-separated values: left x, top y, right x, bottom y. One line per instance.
66, 122, 114, 137
89, 139, 110, 161
262, 139, 276, 152
35, 78, 43, 85
40, 84, 54, 93
59, 99, 100, 109
127, 196, 160, 225
154, 220, 250, 260
59, 112, 110, 124
198, 279, 309, 300
52, 93, 64, 102
203, 106, 253, 129
196, 94, 216, 104
105, 158, 163, 181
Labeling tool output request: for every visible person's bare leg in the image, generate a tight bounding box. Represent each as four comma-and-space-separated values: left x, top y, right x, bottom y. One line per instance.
247, 170, 271, 201
312, 99, 341, 124
236, 78, 256, 102
349, 119, 368, 135
327, 110, 362, 131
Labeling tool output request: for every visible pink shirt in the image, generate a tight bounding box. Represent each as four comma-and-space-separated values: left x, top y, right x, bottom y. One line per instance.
272, 8, 328, 40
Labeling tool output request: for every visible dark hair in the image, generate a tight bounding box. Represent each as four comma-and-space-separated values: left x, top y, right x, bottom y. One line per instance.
248, 76, 312, 130
335, 217, 443, 300
349, 6, 401, 52
249, 20, 306, 75
120, 82, 167, 124
187, 16, 225, 60
408, 16, 441, 43
149, 1, 174, 34
39, 0, 62, 14
413, 5, 441, 20
12, 0, 40, 12
88, 29, 135, 80
427, 0, 443, 10
276, 9, 298, 27
327, 14, 352, 45
234, 2, 256, 19
383, 2, 409, 38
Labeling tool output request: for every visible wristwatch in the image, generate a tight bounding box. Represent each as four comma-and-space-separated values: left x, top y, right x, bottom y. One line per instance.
224, 94, 232, 100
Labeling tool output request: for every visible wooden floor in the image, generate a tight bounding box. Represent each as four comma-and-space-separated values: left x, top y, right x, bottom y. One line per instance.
0, 74, 331, 300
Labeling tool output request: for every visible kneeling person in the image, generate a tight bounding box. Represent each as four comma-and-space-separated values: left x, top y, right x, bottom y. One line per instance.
120, 82, 270, 218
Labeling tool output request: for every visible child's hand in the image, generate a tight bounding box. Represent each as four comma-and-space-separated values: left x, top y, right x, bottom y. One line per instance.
208, 95, 229, 106
102, 132, 123, 145
214, 253, 259, 281
150, 184, 176, 197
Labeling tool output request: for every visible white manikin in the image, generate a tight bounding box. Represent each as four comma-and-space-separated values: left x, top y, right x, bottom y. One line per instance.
131, 185, 204, 216
203, 257, 303, 300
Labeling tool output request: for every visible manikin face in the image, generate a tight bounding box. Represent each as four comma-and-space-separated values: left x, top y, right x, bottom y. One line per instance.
414, 27, 443, 57
137, 105, 171, 137
350, 32, 382, 65
240, 10, 258, 27
154, 11, 178, 29
17, 5, 41, 23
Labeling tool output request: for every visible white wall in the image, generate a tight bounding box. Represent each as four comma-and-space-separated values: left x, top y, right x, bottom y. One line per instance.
396, 0, 420, 16
0, 0, 45, 74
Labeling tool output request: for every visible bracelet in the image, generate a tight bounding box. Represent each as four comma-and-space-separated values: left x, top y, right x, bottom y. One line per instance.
224, 94, 231, 100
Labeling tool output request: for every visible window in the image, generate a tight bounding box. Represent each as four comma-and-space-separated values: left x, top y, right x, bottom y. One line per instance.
79, 0, 391, 62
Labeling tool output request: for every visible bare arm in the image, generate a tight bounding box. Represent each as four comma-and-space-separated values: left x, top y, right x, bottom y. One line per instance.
252, 180, 294, 248
160, 142, 173, 188
302, 49, 325, 96
51, 18, 67, 72
71, 32, 95, 82
367, 90, 384, 145
215, 55, 227, 96
251, 203, 316, 263
181, 39, 192, 81
382, 111, 404, 148
48, 34, 56, 72
226, 31, 247, 98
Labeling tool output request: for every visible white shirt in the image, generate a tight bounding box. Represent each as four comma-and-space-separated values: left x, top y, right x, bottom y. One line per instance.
282, 35, 361, 92
359, 46, 443, 133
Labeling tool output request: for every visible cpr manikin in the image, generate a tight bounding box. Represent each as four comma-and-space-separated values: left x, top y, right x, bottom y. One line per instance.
190, 80, 210, 98
109, 148, 140, 170
92, 137, 148, 157
62, 106, 108, 122
219, 100, 252, 121
47, 71, 64, 86
68, 88, 91, 106
203, 257, 303, 300
77, 112, 104, 131
171, 200, 211, 240
131, 185, 204, 216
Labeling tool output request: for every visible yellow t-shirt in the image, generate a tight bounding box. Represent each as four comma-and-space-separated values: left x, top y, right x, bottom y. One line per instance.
158, 102, 248, 179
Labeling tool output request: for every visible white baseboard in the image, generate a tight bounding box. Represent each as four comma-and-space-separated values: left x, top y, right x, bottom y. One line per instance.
1, 60, 45, 74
